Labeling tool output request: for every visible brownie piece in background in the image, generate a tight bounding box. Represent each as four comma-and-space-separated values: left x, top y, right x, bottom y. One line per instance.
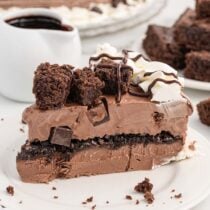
184, 51, 210, 82
197, 98, 210, 126
94, 59, 133, 95
33, 63, 73, 110
174, 8, 210, 51
143, 24, 188, 69
69, 68, 104, 106
196, 0, 210, 19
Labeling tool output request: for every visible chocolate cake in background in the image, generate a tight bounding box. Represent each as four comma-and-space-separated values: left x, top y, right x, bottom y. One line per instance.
143, 0, 210, 82
16, 44, 194, 183
197, 98, 210, 126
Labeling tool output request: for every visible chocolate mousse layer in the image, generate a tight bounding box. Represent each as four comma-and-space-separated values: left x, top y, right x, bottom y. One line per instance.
17, 133, 182, 183
23, 94, 192, 143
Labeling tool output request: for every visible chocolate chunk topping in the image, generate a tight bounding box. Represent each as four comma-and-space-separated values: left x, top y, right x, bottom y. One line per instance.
33, 63, 73, 110
69, 68, 104, 106
6, 186, 14, 196
87, 97, 110, 126
94, 59, 132, 101
134, 178, 153, 193
50, 126, 73, 147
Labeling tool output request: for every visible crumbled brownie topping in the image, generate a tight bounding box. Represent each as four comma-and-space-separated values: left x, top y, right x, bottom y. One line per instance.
125, 195, 132, 200
134, 178, 153, 193
94, 59, 132, 97
69, 68, 104, 106
33, 62, 73, 110
52, 186, 56, 190
144, 191, 155, 204
6, 186, 14, 196
174, 193, 182, 199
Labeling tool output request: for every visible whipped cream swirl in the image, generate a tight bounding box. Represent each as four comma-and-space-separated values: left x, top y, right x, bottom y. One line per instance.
90, 43, 185, 103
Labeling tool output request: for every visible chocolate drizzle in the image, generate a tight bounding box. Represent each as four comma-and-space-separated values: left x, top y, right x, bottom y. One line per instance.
144, 71, 178, 78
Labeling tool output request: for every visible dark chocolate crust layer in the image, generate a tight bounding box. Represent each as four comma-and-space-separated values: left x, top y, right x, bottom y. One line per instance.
17, 132, 182, 161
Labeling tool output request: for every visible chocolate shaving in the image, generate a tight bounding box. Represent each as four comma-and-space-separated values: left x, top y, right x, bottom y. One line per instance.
50, 126, 73, 147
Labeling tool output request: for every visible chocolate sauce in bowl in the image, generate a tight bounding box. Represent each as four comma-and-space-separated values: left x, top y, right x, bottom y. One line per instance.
5, 16, 73, 31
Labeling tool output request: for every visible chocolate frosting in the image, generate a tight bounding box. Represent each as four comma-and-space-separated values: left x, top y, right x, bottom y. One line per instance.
23, 94, 192, 142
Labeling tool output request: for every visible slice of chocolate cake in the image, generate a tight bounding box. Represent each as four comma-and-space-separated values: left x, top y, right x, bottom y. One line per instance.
174, 8, 210, 51
184, 51, 210, 82
143, 24, 188, 69
17, 44, 193, 183
197, 98, 210, 126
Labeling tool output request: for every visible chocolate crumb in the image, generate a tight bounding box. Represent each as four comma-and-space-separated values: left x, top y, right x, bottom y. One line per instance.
171, 189, 175, 193
86, 196, 93, 203
170, 196, 173, 199
53, 196, 58, 199
91, 204, 96, 210
144, 191, 154, 204
174, 193, 182, 199
82, 202, 87, 205
106, 201, 109, 204
136, 199, 140, 205
179, 201, 183, 203
19, 201, 23, 204
189, 141, 196, 151
134, 178, 153, 193
90, 6, 103, 14
0, 205, 6, 208
1, 118, 4, 121
52, 186, 56, 190
125, 195, 132, 200
19, 128, 25, 133
6, 186, 14, 196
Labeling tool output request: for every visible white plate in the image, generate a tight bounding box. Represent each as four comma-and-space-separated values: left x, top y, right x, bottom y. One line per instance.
180, 74, 210, 92
0, 118, 210, 210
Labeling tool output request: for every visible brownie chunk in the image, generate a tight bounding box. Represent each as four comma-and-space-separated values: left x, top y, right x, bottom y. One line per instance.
69, 68, 104, 106
94, 59, 132, 95
196, 0, 210, 19
197, 98, 210, 126
174, 8, 210, 51
184, 51, 210, 82
143, 24, 188, 69
33, 63, 73, 110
